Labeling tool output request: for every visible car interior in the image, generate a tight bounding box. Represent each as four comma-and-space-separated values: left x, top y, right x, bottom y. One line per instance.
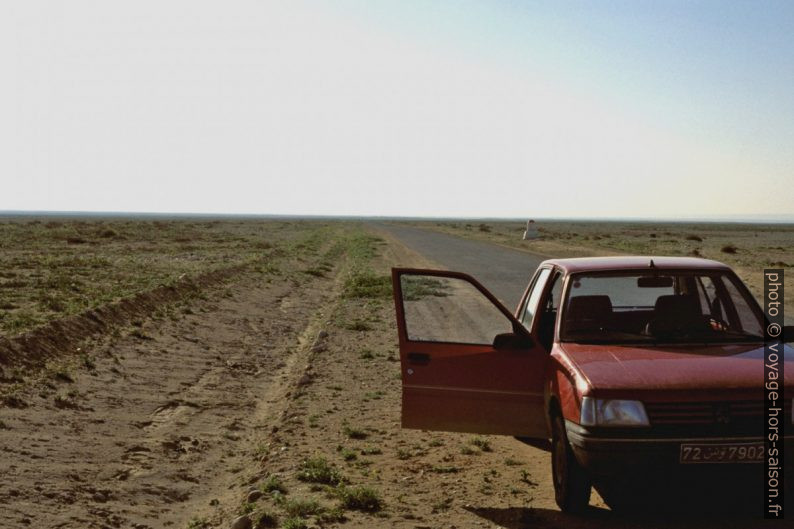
559, 272, 762, 342
562, 293, 719, 339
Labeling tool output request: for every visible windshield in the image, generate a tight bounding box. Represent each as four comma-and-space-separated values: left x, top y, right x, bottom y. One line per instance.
560, 270, 764, 344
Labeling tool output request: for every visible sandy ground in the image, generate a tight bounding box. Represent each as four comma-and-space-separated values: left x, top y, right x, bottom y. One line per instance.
1, 224, 790, 529
0, 248, 338, 528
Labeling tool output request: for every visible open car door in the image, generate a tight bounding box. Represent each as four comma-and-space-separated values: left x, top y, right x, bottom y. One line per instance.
393, 268, 548, 438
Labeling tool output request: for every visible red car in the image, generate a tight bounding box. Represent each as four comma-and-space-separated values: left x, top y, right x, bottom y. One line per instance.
392, 256, 793, 512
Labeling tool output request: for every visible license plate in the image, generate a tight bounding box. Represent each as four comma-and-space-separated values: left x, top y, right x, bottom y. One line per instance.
680, 442, 764, 464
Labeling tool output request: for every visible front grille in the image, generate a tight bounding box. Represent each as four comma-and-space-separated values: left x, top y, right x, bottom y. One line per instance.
644, 400, 791, 437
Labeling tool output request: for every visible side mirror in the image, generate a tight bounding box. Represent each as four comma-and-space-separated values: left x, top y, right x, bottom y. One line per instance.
493, 332, 533, 350
784, 326, 794, 343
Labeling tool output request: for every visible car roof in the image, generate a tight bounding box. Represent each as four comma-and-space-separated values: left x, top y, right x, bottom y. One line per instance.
539, 256, 732, 274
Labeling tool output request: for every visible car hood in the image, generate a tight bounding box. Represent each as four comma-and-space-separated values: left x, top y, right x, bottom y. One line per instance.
559, 341, 794, 395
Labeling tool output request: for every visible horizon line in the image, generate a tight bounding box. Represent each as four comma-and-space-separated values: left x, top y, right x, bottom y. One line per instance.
1, 210, 794, 224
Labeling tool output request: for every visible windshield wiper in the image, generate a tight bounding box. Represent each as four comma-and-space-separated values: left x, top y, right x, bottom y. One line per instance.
650, 330, 763, 344
719, 331, 764, 341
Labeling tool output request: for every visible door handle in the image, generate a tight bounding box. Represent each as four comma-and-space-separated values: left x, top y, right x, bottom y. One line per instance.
407, 352, 430, 364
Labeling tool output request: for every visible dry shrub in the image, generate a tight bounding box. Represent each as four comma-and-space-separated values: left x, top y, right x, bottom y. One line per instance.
721, 245, 738, 254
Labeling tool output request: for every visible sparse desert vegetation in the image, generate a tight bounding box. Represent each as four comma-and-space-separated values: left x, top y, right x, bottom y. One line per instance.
0, 219, 409, 528
0, 218, 308, 335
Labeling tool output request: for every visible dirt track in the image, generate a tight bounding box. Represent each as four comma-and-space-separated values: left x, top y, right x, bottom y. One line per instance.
0, 254, 337, 528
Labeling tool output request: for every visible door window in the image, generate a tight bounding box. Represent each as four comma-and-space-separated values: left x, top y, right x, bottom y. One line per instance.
401, 275, 512, 345
696, 275, 727, 322
721, 276, 764, 335
545, 272, 564, 313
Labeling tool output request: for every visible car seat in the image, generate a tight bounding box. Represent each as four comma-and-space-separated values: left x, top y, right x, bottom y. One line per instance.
646, 294, 705, 336
565, 295, 613, 333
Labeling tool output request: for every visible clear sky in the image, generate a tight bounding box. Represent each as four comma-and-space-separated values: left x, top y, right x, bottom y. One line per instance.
2, 1, 792, 218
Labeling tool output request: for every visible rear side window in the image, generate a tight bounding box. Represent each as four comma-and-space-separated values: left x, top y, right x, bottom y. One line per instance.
520, 268, 551, 329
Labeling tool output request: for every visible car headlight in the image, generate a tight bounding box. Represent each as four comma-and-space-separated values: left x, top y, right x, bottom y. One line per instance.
580, 397, 649, 427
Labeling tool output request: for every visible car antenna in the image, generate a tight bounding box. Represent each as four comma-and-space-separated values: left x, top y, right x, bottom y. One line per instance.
649, 259, 655, 268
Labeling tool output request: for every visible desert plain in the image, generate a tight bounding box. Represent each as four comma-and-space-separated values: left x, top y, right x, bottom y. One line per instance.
0, 217, 792, 529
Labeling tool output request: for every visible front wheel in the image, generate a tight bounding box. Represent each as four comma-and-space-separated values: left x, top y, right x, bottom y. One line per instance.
551, 412, 592, 513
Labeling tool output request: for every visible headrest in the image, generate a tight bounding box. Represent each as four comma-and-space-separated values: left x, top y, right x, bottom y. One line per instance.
566, 295, 613, 320
653, 295, 700, 319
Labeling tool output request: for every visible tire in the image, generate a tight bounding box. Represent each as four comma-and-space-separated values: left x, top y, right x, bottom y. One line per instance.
551, 411, 592, 513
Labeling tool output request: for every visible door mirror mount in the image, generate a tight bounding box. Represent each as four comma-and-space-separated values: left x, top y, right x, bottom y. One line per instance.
493, 332, 533, 350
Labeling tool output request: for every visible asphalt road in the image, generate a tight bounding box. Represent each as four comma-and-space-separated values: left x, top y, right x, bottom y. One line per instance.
376, 223, 545, 310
